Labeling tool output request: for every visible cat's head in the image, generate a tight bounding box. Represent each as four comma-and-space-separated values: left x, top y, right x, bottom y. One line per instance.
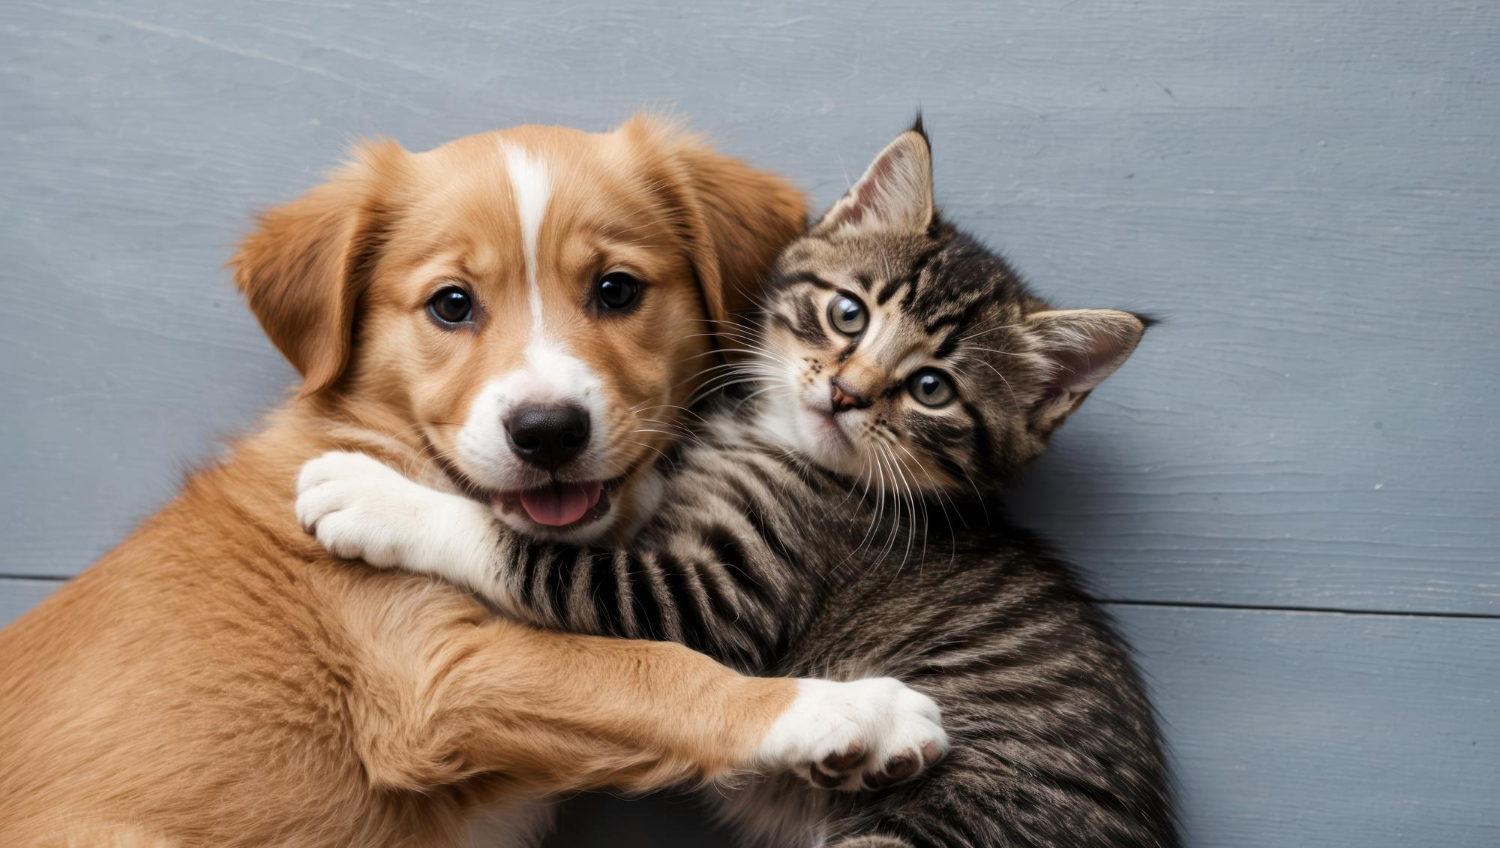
752, 120, 1147, 497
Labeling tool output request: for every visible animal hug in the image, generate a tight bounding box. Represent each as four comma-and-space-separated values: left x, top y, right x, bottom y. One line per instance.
0, 115, 1175, 847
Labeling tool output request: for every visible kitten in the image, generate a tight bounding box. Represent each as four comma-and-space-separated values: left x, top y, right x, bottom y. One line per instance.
297, 121, 1177, 847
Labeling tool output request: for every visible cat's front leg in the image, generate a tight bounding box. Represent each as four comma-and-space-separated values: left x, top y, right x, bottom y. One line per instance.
296, 451, 508, 597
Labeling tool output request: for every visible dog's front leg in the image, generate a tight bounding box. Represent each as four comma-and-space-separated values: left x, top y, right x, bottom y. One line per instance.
363, 617, 944, 797
303, 451, 949, 794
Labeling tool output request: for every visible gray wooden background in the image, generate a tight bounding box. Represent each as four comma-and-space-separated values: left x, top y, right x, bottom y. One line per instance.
2, 1, 1496, 845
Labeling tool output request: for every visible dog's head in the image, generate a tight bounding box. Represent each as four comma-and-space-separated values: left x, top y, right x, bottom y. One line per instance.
233, 117, 804, 542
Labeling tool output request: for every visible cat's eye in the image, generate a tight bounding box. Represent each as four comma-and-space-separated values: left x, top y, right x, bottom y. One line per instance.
907, 368, 956, 408
597, 272, 643, 312
827, 294, 868, 336
428, 286, 473, 325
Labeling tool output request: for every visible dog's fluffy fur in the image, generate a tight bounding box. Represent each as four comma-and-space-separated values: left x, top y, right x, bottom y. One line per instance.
0, 118, 941, 846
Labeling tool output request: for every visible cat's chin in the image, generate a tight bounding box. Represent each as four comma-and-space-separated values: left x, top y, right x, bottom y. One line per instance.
792, 407, 869, 477
753, 388, 869, 476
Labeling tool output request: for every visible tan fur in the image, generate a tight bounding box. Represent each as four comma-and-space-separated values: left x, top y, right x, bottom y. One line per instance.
0, 118, 807, 847
230, 117, 801, 531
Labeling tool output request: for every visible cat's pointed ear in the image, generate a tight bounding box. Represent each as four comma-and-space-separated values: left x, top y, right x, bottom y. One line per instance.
813, 121, 933, 237
1022, 309, 1148, 433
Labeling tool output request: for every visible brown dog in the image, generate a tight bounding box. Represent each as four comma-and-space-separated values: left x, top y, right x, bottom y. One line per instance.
0, 118, 947, 847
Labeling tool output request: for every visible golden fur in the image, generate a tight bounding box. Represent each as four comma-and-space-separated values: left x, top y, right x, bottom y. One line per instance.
0, 118, 807, 846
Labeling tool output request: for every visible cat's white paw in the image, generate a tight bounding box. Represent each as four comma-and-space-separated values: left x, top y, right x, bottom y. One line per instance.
755, 677, 947, 792
295, 451, 494, 579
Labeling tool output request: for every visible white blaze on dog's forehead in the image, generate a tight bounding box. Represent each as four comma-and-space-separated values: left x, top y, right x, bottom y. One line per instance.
519, 340, 603, 404
499, 142, 553, 338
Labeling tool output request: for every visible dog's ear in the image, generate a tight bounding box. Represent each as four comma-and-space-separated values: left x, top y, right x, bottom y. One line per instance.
619, 114, 806, 335
230, 141, 407, 397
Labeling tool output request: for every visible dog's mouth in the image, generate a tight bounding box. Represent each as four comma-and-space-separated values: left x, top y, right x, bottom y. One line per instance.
426, 439, 646, 535
490, 478, 617, 529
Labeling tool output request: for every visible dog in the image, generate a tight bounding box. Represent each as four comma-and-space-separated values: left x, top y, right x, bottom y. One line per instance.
0, 117, 947, 847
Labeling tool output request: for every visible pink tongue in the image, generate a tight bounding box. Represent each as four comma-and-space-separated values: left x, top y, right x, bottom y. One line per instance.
518, 482, 603, 527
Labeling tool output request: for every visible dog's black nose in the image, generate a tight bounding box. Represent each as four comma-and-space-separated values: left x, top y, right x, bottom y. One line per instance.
507, 404, 591, 469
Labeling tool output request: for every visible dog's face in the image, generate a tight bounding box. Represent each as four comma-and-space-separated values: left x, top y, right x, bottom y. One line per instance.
234, 119, 804, 542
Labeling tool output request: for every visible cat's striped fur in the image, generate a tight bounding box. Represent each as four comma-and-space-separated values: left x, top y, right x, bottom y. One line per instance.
304, 121, 1177, 846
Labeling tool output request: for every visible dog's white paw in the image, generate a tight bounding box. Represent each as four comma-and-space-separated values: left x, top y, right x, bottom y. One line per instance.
755, 677, 948, 792
295, 451, 497, 582
296, 451, 433, 567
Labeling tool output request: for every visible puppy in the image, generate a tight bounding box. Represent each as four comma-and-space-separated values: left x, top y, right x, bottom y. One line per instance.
0, 118, 946, 847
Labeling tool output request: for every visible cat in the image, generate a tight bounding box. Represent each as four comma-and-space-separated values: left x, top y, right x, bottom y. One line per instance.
296, 119, 1178, 847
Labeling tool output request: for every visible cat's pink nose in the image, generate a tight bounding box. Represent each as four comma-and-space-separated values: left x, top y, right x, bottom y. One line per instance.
830, 379, 873, 413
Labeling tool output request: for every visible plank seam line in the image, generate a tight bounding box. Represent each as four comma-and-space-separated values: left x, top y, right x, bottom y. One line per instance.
1101, 598, 1500, 621
6, 576, 1497, 621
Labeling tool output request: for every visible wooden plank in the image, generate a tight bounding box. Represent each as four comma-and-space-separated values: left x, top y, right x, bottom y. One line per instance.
544, 605, 1500, 847
1114, 604, 1500, 847
2, 2, 1496, 613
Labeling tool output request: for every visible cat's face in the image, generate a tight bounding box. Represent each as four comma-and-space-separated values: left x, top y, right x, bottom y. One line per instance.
752, 123, 1147, 497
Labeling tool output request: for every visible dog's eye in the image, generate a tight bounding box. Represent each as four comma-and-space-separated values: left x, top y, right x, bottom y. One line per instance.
827, 294, 867, 336
428, 287, 473, 325
907, 368, 956, 408
596, 272, 642, 311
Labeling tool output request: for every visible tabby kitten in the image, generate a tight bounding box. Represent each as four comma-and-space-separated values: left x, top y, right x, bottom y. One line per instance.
298, 121, 1177, 847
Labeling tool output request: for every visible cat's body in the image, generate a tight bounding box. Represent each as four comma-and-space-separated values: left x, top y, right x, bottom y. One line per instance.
298, 123, 1177, 846
726, 512, 1169, 847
